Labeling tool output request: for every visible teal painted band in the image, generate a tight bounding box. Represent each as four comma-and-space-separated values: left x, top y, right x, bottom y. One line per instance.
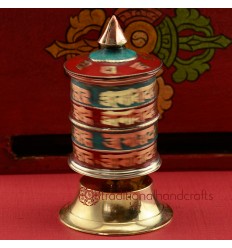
71, 77, 156, 109
89, 47, 137, 62
72, 124, 158, 151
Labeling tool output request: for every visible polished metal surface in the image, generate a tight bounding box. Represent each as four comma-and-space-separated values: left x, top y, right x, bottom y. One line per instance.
69, 156, 161, 180
89, 15, 136, 62
59, 175, 173, 235
98, 15, 127, 47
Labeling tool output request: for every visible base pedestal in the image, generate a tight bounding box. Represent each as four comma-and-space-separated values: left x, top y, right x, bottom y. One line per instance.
59, 176, 173, 235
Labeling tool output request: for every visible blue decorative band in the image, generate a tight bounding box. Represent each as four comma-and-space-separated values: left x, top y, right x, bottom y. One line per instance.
71, 77, 157, 109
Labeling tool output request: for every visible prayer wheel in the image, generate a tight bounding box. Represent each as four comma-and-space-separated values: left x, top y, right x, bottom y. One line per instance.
59, 15, 173, 235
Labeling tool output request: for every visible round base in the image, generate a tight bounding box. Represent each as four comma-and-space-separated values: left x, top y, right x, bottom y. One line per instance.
59, 176, 173, 235
59, 203, 173, 235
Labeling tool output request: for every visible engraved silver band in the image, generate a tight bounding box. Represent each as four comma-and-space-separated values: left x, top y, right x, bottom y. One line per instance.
69, 156, 162, 180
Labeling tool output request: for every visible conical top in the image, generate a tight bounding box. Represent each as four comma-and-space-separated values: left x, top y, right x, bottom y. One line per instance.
99, 15, 127, 47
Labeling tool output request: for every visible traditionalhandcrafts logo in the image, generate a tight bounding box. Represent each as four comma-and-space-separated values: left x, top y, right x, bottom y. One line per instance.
79, 187, 214, 206
79, 186, 101, 206
46, 8, 231, 117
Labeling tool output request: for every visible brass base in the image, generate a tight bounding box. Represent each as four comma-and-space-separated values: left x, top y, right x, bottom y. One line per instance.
59, 176, 173, 235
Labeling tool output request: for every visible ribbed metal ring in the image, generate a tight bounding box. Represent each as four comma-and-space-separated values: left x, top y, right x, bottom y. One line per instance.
68, 156, 162, 180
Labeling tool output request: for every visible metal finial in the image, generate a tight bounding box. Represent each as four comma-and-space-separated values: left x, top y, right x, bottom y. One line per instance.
98, 15, 127, 47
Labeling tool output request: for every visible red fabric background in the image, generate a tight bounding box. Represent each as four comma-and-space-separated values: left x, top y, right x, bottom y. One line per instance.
0, 171, 231, 240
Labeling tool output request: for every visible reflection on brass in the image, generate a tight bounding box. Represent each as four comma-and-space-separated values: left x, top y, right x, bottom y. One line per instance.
59, 175, 173, 235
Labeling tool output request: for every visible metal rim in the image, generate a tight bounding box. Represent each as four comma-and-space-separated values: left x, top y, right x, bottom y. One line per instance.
59, 203, 173, 236
68, 156, 162, 180
64, 63, 163, 80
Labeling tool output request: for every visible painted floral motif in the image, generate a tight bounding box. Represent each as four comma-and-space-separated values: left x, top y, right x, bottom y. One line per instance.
155, 9, 231, 82
46, 8, 231, 117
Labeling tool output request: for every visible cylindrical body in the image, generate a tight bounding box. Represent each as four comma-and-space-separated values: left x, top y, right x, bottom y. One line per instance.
64, 16, 163, 179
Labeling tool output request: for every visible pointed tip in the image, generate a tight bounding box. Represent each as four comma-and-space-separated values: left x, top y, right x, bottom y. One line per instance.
111, 15, 117, 20
98, 15, 127, 47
